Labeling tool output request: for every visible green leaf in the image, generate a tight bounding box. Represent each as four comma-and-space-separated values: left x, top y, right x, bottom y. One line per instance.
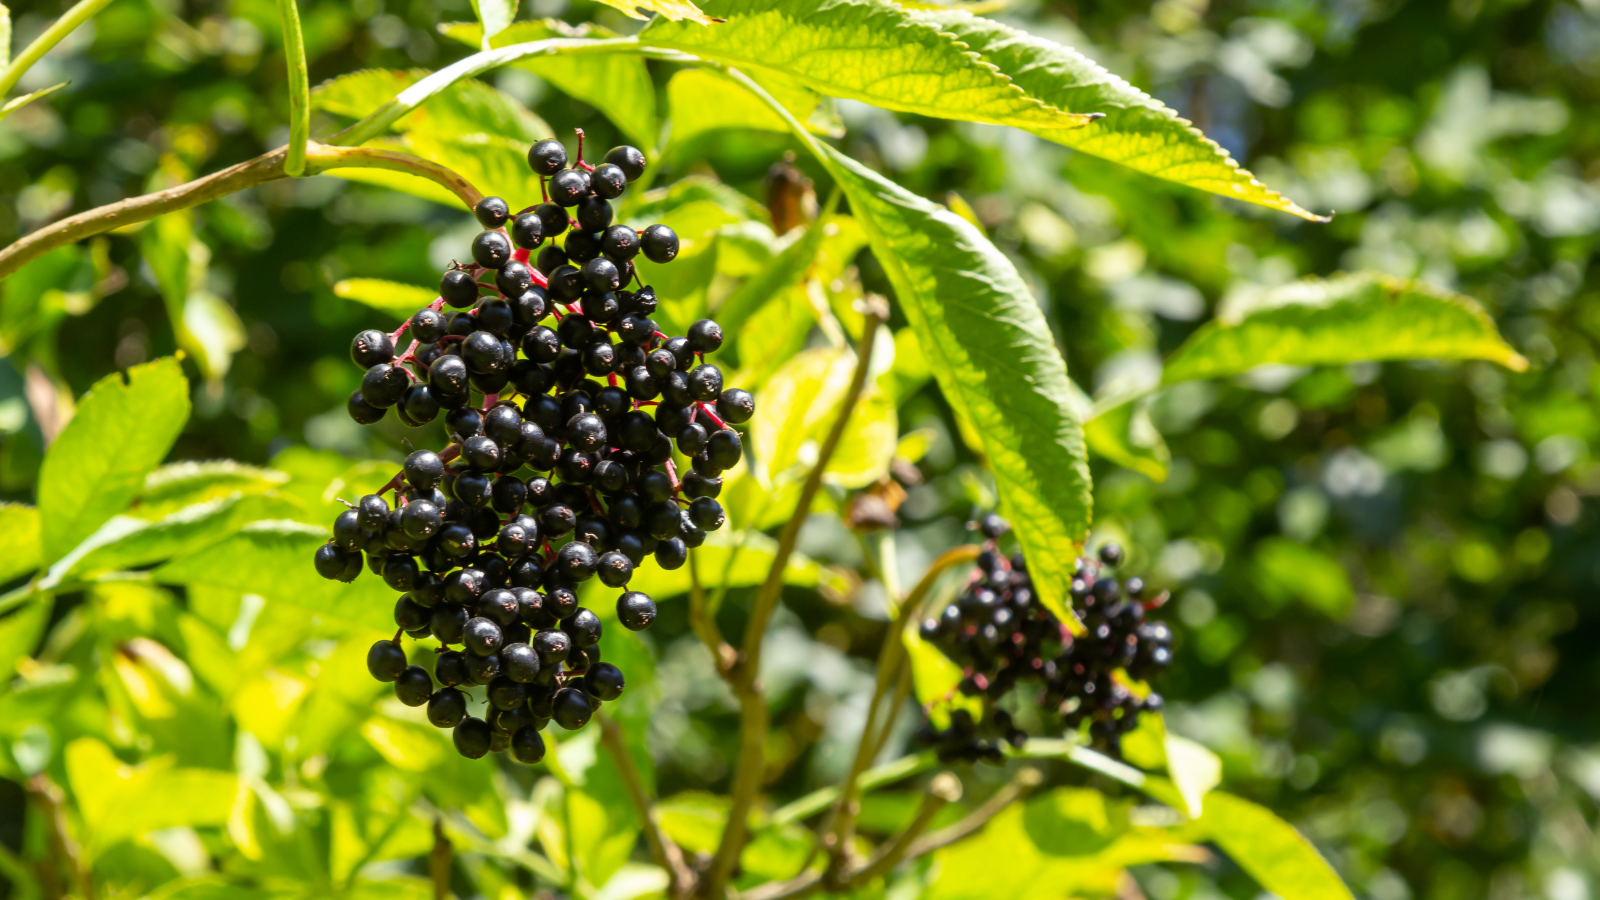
902, 615, 981, 729
1085, 394, 1170, 482
180, 290, 247, 381
667, 67, 790, 146
1163, 272, 1529, 383
59, 494, 286, 581
470, 0, 516, 48
639, 0, 1095, 133
0, 504, 41, 583
1164, 733, 1222, 819
312, 68, 423, 121
926, 788, 1207, 900
1191, 792, 1355, 900
439, 21, 658, 151
910, 11, 1323, 221
37, 357, 191, 565
752, 346, 896, 486
814, 142, 1092, 623
64, 737, 238, 860
1251, 536, 1354, 617
0, 594, 50, 680
134, 460, 290, 520
0, 80, 66, 123
139, 159, 244, 381
0, 243, 83, 356
0, 3, 10, 71
333, 278, 440, 318
594, 0, 723, 23
152, 521, 402, 633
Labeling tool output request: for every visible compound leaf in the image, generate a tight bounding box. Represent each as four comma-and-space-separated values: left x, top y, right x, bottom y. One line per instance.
816, 143, 1092, 623
913, 11, 1323, 220
0, 503, 41, 583
639, 0, 1094, 133
333, 278, 440, 319
38, 357, 190, 565
1163, 272, 1528, 383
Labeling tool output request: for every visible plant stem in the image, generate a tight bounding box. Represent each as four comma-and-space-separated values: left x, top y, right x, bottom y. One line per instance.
827, 545, 979, 868
27, 774, 92, 900
688, 547, 736, 678
705, 303, 886, 899
327, 37, 646, 147
0, 0, 112, 98
430, 817, 451, 900
842, 772, 961, 888
275, 0, 311, 177
0, 142, 481, 282
903, 767, 1042, 858
598, 714, 696, 898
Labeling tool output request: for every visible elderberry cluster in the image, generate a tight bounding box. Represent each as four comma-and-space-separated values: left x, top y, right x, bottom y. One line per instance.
915, 516, 1174, 762
311, 132, 755, 762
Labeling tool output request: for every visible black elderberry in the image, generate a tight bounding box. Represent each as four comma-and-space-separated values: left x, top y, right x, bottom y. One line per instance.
548, 264, 585, 301
551, 687, 594, 730
555, 541, 598, 582
352, 329, 394, 368
640, 224, 679, 264
590, 163, 627, 199
501, 642, 541, 682
595, 550, 633, 587
400, 500, 442, 539
463, 650, 502, 684
366, 640, 407, 682
1099, 543, 1125, 566
717, 388, 755, 424
617, 591, 657, 630
495, 261, 534, 298
361, 364, 409, 408
547, 585, 580, 620
475, 196, 511, 229
706, 429, 743, 470
689, 497, 725, 531
583, 662, 625, 701
687, 319, 724, 353
576, 196, 614, 232
441, 269, 481, 308
601, 224, 639, 261
582, 256, 621, 292
454, 717, 493, 758
358, 494, 389, 529
427, 688, 469, 729
511, 727, 546, 764
472, 230, 513, 268
604, 145, 646, 181
395, 665, 434, 706
382, 555, 419, 591
533, 629, 571, 666
511, 212, 545, 249
687, 364, 723, 402
529, 138, 568, 174
550, 169, 591, 207
315, 543, 356, 580
565, 229, 603, 263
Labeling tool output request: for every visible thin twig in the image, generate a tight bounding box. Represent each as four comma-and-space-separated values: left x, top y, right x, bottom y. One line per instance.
27, 775, 92, 900
903, 768, 1043, 859
598, 714, 696, 898
1, 143, 481, 281
843, 772, 962, 888
827, 545, 980, 870
274, 0, 310, 176
688, 548, 737, 678
430, 816, 451, 900
705, 303, 887, 898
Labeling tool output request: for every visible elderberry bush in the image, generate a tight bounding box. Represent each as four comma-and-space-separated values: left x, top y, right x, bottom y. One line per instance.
314, 133, 755, 762
916, 516, 1174, 763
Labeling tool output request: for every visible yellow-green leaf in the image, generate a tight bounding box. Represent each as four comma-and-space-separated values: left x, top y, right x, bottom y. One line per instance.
1191, 792, 1356, 900
813, 142, 1092, 625
1164, 272, 1528, 383
0, 80, 66, 123
0, 503, 41, 583
912, 11, 1323, 220
38, 357, 191, 565
639, 0, 1094, 132
333, 278, 440, 319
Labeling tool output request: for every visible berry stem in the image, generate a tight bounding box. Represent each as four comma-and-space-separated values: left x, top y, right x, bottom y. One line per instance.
573, 128, 593, 171
664, 459, 681, 493
389, 318, 411, 344
695, 402, 727, 430
481, 393, 499, 411
540, 176, 548, 203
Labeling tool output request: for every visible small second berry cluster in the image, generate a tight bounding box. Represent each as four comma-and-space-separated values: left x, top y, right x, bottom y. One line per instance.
916, 517, 1174, 762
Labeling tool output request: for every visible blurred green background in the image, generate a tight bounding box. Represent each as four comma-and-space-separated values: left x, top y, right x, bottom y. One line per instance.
1, 0, 1596, 897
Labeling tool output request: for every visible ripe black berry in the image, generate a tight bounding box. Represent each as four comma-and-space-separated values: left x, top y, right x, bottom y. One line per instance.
582, 256, 621, 292
591, 163, 627, 199
366, 640, 407, 682
441, 269, 481, 308
550, 169, 591, 207
528, 138, 568, 175
687, 319, 724, 353
641, 224, 679, 263
428, 687, 468, 726
584, 662, 625, 700
352, 329, 394, 367
395, 665, 433, 706
472, 230, 513, 268
552, 687, 594, 730
453, 717, 493, 758
617, 591, 657, 630
576, 196, 613, 232
604, 145, 646, 181
511, 727, 546, 763
475, 196, 511, 229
